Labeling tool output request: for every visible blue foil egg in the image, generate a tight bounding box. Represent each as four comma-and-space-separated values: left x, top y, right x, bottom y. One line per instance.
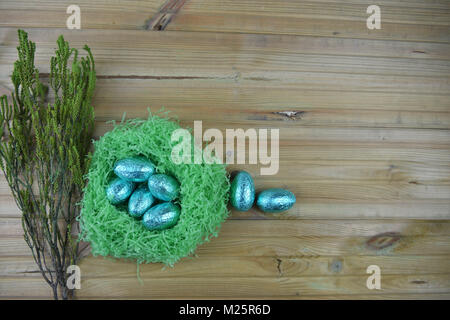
113, 157, 155, 182
256, 188, 296, 213
142, 202, 181, 231
230, 171, 255, 211
148, 174, 180, 201
128, 184, 155, 218
106, 178, 135, 205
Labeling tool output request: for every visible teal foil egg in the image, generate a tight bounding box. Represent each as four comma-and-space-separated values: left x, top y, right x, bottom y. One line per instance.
142, 202, 181, 231
106, 178, 135, 205
114, 157, 155, 182
230, 171, 255, 211
128, 184, 155, 218
148, 174, 180, 201
256, 188, 296, 213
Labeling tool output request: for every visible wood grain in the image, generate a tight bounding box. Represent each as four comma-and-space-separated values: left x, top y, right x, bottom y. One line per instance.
1, 195, 449, 220
1, 274, 449, 298
3, 81, 450, 129
2, 233, 450, 257
2, 255, 450, 279
0, 0, 449, 300
2, 218, 449, 237
1, 1, 449, 42
1, 28, 448, 135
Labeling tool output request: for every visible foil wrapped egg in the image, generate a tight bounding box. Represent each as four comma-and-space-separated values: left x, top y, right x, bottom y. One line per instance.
230, 171, 255, 211
256, 188, 296, 213
148, 174, 180, 201
113, 157, 155, 182
106, 178, 135, 205
142, 202, 181, 231
128, 184, 155, 218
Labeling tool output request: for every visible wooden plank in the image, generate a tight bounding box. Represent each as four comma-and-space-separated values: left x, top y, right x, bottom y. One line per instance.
182, 1, 450, 24
1, 275, 449, 299
1, 173, 449, 200
77, 76, 448, 95
1, 234, 450, 257
2, 30, 450, 77
75, 274, 450, 297
1, 28, 449, 61
2, 274, 448, 298
2, 116, 450, 144
2, 0, 450, 26
232, 200, 450, 220
206, 145, 450, 164
168, 13, 450, 43
65, 273, 450, 297
0, 35, 450, 95
230, 161, 450, 183
2, 159, 450, 186
83, 254, 450, 278
2, 195, 449, 220
0, 0, 159, 31
2, 255, 450, 278
93, 121, 450, 145
194, 236, 450, 257
2, 148, 450, 205
93, 107, 450, 130
253, 181, 450, 201
3, 81, 450, 129
2, 293, 450, 300
0, 1, 449, 42
80, 82, 450, 113
75, 293, 450, 300
2, 218, 449, 237
97, 108, 450, 130
51, 132, 450, 164
1, 198, 449, 220
42, 80, 450, 129
1, 62, 448, 97
76, 293, 450, 300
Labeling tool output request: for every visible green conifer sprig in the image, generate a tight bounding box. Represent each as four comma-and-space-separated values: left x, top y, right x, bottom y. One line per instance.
0, 30, 96, 300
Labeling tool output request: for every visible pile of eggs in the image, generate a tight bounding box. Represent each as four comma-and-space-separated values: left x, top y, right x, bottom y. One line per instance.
106, 158, 295, 230
106, 157, 181, 231
230, 171, 296, 213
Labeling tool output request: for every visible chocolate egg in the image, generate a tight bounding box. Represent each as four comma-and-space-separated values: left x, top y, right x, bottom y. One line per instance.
113, 157, 155, 182
128, 184, 155, 218
148, 174, 180, 201
230, 171, 255, 211
106, 178, 135, 205
142, 202, 181, 231
256, 188, 296, 213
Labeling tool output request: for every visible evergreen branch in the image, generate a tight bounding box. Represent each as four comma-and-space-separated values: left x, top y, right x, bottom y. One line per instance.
0, 30, 96, 300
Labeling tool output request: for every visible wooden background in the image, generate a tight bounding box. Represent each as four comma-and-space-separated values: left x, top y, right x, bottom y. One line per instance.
0, 0, 450, 299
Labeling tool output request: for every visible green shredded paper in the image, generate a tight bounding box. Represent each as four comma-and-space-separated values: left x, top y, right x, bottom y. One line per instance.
79, 111, 230, 265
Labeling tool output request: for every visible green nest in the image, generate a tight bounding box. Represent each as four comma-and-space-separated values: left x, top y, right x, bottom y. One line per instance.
79, 112, 230, 265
